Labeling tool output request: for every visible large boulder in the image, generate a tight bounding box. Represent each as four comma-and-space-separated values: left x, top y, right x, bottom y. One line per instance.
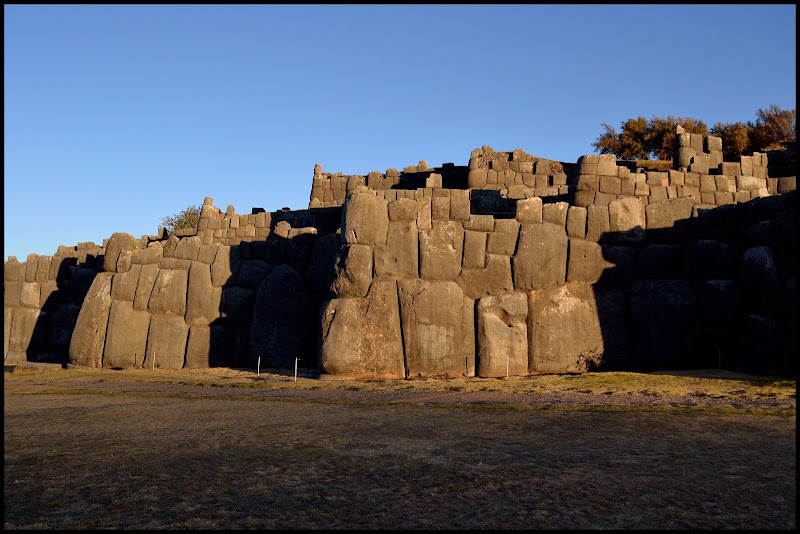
455, 254, 514, 299
103, 300, 150, 368
527, 284, 605, 373
320, 280, 405, 378
249, 264, 315, 369
476, 292, 528, 377
398, 280, 474, 377
103, 232, 139, 272
342, 191, 389, 246
513, 223, 568, 291
147, 268, 188, 316
143, 314, 189, 369
184, 261, 221, 325
69, 272, 114, 368
330, 244, 373, 298
374, 221, 419, 279
419, 221, 464, 281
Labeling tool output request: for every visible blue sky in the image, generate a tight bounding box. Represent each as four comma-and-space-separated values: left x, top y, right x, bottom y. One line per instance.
4, 4, 796, 261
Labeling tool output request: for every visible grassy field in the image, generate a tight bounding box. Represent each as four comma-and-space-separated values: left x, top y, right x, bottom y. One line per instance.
4, 365, 796, 529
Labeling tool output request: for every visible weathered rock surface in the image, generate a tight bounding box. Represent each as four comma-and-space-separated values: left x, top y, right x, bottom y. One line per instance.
513, 223, 568, 291
330, 244, 373, 298
419, 221, 464, 281
476, 292, 528, 377
103, 300, 150, 368
69, 273, 113, 368
143, 314, 189, 369
527, 284, 605, 373
320, 280, 405, 378
342, 191, 389, 245
398, 280, 474, 377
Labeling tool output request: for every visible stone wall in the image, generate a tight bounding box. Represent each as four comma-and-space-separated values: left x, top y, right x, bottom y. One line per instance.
4, 136, 796, 377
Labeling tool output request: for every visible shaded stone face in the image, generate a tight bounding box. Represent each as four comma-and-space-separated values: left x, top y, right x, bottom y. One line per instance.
103, 300, 150, 368
69, 273, 114, 368
513, 223, 568, 291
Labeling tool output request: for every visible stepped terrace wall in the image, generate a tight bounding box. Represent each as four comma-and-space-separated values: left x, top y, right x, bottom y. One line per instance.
4, 141, 796, 377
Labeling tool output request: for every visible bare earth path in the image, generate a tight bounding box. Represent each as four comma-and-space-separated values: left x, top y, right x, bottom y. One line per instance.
4, 366, 796, 529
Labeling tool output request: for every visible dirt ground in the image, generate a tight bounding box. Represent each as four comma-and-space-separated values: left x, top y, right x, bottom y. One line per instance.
4, 365, 796, 529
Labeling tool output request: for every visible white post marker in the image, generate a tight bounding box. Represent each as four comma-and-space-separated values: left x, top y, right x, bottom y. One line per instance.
152, 352, 155, 371
506, 353, 509, 378
295, 358, 298, 382
257, 356, 261, 377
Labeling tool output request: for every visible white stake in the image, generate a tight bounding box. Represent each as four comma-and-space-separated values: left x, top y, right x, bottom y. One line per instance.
257, 356, 260, 376
152, 352, 155, 371
295, 358, 298, 382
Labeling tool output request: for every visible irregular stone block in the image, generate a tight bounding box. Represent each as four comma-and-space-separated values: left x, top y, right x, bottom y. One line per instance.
597, 154, 617, 176
462, 231, 487, 270
342, 191, 389, 246
476, 292, 528, 377
463, 215, 495, 232
147, 269, 188, 316
450, 190, 470, 221
416, 196, 432, 231
468, 169, 488, 188
320, 280, 405, 379
527, 284, 605, 373
513, 223, 568, 291
211, 245, 241, 287
110, 264, 141, 302
185, 261, 222, 325
542, 202, 569, 227
69, 273, 113, 368
608, 197, 645, 243
133, 264, 158, 311
159, 257, 192, 270
644, 197, 693, 242
566, 206, 587, 239
4, 306, 11, 359
34, 256, 52, 283
566, 238, 605, 284
398, 279, 475, 378
487, 219, 520, 256
250, 264, 315, 369
173, 235, 202, 261
599, 175, 621, 194
419, 221, 464, 281
19, 282, 40, 309
143, 314, 188, 369
103, 300, 150, 368
104, 233, 139, 272
431, 196, 450, 220
130, 246, 163, 265
184, 325, 211, 369
515, 197, 543, 223
635, 243, 683, 278
456, 253, 514, 299
374, 221, 419, 280
388, 198, 417, 222
740, 246, 782, 317
331, 244, 373, 298
585, 205, 610, 242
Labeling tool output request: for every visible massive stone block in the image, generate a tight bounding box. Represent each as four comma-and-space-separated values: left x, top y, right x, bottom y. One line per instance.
110, 264, 141, 302
4, 306, 12, 360
143, 314, 189, 369
133, 264, 159, 311
250, 264, 315, 369
644, 197, 693, 242
147, 268, 188, 316
627, 279, 699, 370
419, 221, 464, 281
455, 254, 514, 300
330, 244, 373, 298
566, 238, 605, 284
513, 223, 568, 291
398, 280, 474, 378
320, 280, 405, 378
219, 286, 256, 325
103, 300, 150, 368
527, 284, 605, 373
608, 197, 645, 243
342, 191, 389, 246
211, 245, 241, 287
185, 261, 222, 325
374, 220, 418, 279
476, 292, 528, 377
69, 272, 114, 368
185, 325, 211, 369
103, 232, 139, 272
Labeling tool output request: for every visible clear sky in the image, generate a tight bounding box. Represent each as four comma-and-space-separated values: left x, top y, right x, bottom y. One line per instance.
4, 4, 796, 261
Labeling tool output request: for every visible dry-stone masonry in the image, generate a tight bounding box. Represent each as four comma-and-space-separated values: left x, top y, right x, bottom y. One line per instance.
4, 132, 796, 377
